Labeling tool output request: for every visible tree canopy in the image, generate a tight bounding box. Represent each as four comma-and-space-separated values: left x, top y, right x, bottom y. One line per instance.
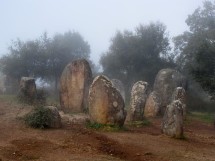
173, 0, 215, 97
0, 31, 91, 91
100, 22, 175, 94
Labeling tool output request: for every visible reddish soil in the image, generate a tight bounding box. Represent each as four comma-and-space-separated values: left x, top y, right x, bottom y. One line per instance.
0, 100, 215, 161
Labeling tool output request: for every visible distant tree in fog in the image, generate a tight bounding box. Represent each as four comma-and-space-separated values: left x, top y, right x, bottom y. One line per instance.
43, 31, 91, 90
173, 0, 215, 97
100, 22, 175, 95
0, 31, 91, 92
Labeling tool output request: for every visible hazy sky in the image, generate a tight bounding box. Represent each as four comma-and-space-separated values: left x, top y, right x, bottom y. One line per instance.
0, 0, 205, 64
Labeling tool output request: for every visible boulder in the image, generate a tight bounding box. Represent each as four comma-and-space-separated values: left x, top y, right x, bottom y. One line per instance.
44, 106, 62, 128
111, 79, 126, 101
144, 91, 161, 117
88, 75, 126, 126
19, 77, 37, 104
127, 81, 148, 121
153, 68, 186, 114
172, 87, 186, 118
60, 59, 92, 113
162, 100, 184, 138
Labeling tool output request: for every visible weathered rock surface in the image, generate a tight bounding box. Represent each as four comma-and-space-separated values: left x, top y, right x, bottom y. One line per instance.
60, 59, 92, 113
144, 91, 161, 117
88, 75, 126, 126
19, 77, 37, 104
44, 106, 62, 128
111, 79, 126, 101
172, 87, 186, 118
162, 100, 184, 138
153, 68, 186, 114
127, 81, 148, 121
59, 111, 90, 124
0, 74, 6, 94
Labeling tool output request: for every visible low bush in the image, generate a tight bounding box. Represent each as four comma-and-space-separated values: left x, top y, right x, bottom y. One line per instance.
24, 106, 52, 129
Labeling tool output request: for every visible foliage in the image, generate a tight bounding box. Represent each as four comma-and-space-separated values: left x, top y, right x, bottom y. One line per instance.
186, 83, 215, 112
24, 106, 52, 129
173, 1, 215, 97
100, 22, 175, 95
0, 31, 93, 92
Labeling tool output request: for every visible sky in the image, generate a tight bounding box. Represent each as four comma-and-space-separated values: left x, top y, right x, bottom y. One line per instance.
0, 0, 206, 64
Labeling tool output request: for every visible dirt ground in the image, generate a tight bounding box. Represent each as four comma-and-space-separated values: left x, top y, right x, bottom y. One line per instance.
0, 100, 215, 161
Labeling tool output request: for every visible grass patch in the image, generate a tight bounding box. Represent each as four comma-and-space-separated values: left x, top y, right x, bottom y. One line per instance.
189, 112, 214, 123
0, 94, 18, 104
86, 122, 127, 132
127, 120, 151, 127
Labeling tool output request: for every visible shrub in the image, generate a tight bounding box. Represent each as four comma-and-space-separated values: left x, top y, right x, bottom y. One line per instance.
24, 106, 52, 129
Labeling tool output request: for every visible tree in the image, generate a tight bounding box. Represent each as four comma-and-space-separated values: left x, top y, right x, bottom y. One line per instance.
100, 22, 174, 96
44, 31, 91, 90
173, 0, 215, 97
0, 31, 91, 92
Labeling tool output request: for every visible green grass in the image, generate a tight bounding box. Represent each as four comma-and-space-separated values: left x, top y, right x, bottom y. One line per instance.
0, 94, 19, 104
127, 120, 151, 127
189, 112, 214, 123
86, 122, 127, 132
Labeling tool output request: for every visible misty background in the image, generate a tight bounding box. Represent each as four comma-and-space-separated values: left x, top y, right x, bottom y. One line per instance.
0, 0, 205, 63
0, 0, 215, 112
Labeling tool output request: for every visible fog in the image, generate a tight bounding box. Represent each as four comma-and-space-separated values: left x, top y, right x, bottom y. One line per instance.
0, 0, 205, 64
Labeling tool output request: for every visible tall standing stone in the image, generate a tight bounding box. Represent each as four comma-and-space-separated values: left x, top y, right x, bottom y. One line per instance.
144, 91, 161, 117
111, 79, 126, 101
127, 81, 148, 121
153, 68, 186, 114
162, 100, 184, 138
88, 75, 126, 126
172, 87, 186, 118
60, 59, 92, 113
19, 77, 37, 104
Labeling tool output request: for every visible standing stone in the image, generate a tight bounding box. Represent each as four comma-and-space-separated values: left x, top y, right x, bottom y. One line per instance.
19, 77, 37, 104
162, 100, 184, 138
144, 91, 161, 117
60, 59, 92, 113
88, 75, 126, 126
0, 74, 6, 94
172, 87, 186, 118
111, 79, 126, 101
153, 68, 186, 114
127, 81, 148, 121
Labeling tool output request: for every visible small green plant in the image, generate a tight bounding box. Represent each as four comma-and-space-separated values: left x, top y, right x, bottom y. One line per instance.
24, 106, 52, 129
